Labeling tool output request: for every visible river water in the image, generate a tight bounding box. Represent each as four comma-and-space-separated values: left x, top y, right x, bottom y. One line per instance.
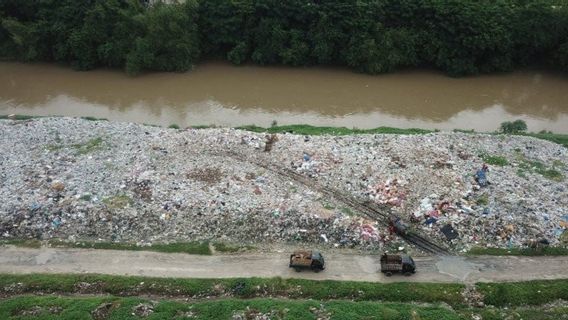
1, 61, 567, 132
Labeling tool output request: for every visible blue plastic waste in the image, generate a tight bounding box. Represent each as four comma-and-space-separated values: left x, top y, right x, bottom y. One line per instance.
475, 169, 488, 186
424, 217, 438, 225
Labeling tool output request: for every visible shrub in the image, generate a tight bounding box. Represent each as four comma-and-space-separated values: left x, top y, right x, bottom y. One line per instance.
500, 120, 528, 134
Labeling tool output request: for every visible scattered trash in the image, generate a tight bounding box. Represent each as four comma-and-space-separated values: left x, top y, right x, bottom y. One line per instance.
132, 303, 154, 317
425, 217, 438, 225
91, 303, 115, 320
0, 117, 566, 252
264, 134, 278, 152
360, 224, 379, 241
474, 164, 489, 187
440, 224, 459, 241
367, 179, 406, 207
51, 181, 65, 192
309, 304, 331, 320
232, 307, 281, 320
51, 217, 62, 228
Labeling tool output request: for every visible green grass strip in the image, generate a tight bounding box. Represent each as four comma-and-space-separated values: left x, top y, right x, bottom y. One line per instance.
2, 115, 568, 147
3, 295, 567, 320
1, 238, 255, 255
0, 239, 42, 248
0, 274, 465, 306
477, 279, 568, 307
0, 296, 464, 320
47, 239, 212, 255
457, 306, 568, 320
236, 124, 434, 135
467, 246, 568, 256
0, 114, 40, 120
522, 132, 568, 148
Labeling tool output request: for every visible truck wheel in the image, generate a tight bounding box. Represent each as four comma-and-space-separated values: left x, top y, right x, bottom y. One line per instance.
313, 268, 321, 273
404, 272, 412, 277
385, 272, 392, 277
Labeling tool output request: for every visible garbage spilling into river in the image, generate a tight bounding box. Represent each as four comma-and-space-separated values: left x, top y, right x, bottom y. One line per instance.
1, 117, 567, 253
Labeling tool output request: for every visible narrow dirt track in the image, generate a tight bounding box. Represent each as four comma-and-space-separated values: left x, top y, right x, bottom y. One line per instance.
1, 247, 567, 284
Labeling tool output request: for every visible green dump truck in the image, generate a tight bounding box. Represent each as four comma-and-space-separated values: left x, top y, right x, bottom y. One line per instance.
380, 253, 416, 276
289, 250, 325, 272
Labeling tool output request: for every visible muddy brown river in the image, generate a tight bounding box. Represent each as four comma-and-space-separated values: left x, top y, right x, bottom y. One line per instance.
1, 61, 567, 132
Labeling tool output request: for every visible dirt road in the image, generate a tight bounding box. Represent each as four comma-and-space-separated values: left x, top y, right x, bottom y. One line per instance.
1, 247, 567, 283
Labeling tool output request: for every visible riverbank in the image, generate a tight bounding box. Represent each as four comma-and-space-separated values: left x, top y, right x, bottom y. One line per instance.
0, 117, 567, 253
2, 115, 567, 148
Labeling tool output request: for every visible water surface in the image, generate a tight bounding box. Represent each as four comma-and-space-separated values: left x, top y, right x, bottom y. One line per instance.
1, 61, 567, 132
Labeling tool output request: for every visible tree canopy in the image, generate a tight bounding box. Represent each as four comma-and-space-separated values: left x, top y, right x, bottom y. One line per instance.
1, 0, 567, 76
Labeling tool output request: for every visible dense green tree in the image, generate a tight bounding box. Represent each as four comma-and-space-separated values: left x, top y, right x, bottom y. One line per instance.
552, 41, 568, 70
421, 0, 515, 76
1, 18, 39, 61
1, 0, 568, 76
227, 41, 248, 65
510, 0, 566, 65
71, 0, 144, 70
345, 25, 419, 74
198, 0, 253, 60
126, 1, 200, 74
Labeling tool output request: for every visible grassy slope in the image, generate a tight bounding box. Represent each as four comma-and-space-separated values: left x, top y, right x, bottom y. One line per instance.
0, 239, 212, 255
236, 124, 434, 135
2, 115, 567, 146
48, 239, 212, 255
236, 124, 568, 148
467, 246, 568, 256
0, 239, 253, 255
0, 239, 42, 249
1, 274, 567, 319
0, 296, 464, 320
4, 296, 568, 320
457, 306, 568, 320
1, 296, 567, 320
477, 279, 568, 307
0, 274, 465, 306
524, 132, 568, 148
3, 274, 567, 307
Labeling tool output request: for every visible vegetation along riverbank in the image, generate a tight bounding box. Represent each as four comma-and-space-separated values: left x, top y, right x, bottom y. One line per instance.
2, 0, 568, 76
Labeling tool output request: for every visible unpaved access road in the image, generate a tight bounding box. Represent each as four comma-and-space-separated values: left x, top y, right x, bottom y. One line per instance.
1, 247, 567, 283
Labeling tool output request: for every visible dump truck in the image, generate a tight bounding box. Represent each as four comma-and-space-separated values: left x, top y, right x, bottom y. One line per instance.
289, 250, 325, 272
380, 253, 416, 276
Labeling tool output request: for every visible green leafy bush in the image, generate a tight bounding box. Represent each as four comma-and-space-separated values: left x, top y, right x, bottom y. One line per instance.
500, 120, 528, 134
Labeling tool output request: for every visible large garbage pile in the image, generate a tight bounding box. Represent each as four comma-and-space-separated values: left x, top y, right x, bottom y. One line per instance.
1, 117, 567, 252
